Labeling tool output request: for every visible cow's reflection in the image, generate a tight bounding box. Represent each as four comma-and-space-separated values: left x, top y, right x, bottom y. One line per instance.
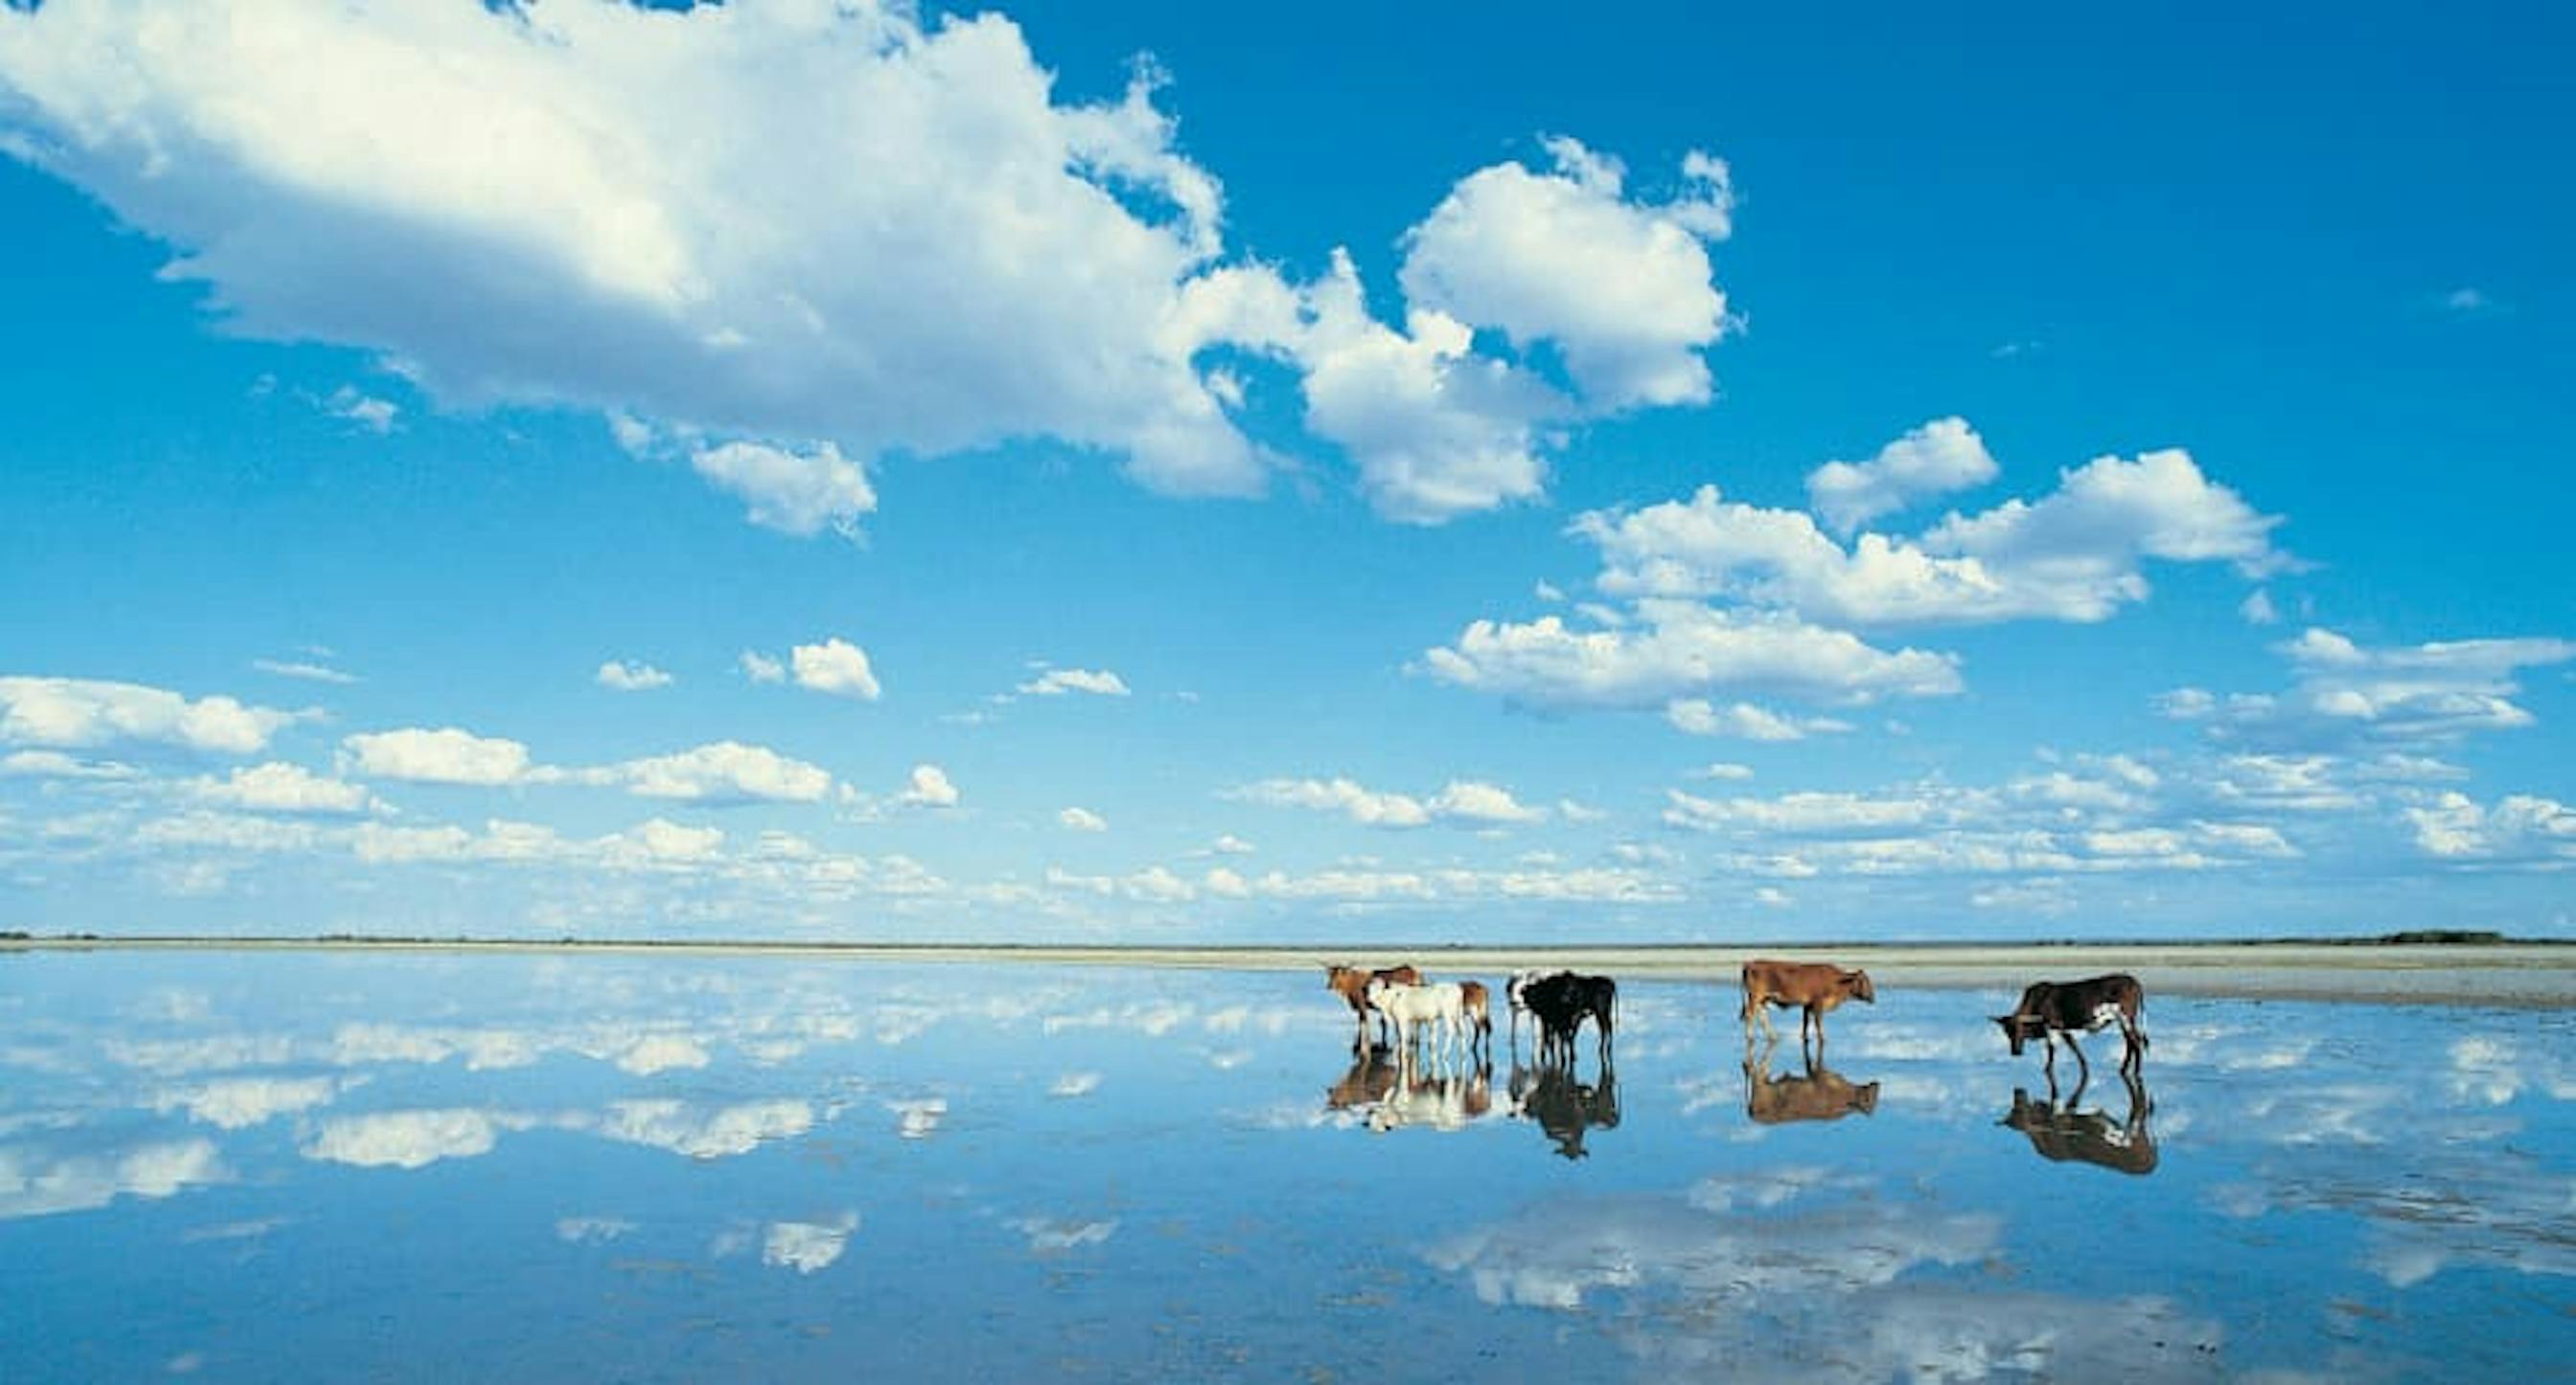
1999, 1070, 2158, 1176
1366, 1054, 1499, 1134
1326, 1047, 1401, 1113
1510, 1051, 1620, 1160
1742, 1040, 1878, 1125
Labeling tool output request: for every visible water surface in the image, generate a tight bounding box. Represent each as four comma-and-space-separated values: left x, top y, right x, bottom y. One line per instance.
2, 952, 2567, 1380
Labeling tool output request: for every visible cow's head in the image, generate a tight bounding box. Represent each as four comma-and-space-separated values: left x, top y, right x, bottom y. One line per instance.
1992, 1013, 2036, 1055
1847, 970, 1876, 1004
1852, 1081, 1881, 1116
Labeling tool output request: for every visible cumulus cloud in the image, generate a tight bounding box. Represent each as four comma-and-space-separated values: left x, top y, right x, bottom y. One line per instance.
1579, 449, 2288, 628
1018, 668, 1131, 697
340, 727, 532, 786
303, 1108, 522, 1168
588, 742, 832, 804
687, 440, 876, 538
190, 761, 380, 816
895, 764, 960, 809
1057, 806, 1108, 832
1, 749, 139, 780
1228, 775, 1547, 829
0, 6, 1743, 527
763, 1213, 859, 1274
0, 676, 302, 754
595, 659, 674, 692
1804, 416, 1997, 535
1422, 600, 1961, 711
2403, 791, 2576, 864
786, 639, 880, 701
1665, 700, 1852, 741
2165, 627, 2576, 750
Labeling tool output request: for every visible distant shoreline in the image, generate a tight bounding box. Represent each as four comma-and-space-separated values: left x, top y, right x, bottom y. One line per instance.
6, 934, 2572, 1006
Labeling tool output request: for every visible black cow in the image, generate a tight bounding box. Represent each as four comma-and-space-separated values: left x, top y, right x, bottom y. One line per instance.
1992, 973, 2148, 1080
1521, 971, 1616, 1066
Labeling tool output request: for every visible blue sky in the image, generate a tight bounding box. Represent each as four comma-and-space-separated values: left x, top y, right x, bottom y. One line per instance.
1, 0, 2568, 942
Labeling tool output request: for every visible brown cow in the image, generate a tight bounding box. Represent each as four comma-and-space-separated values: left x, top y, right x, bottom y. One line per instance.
2000, 1072, 2157, 1176
1458, 980, 1493, 1059
1743, 1048, 1879, 1125
1739, 958, 1875, 1051
1325, 1048, 1401, 1112
1992, 973, 2148, 1080
1323, 963, 1420, 1051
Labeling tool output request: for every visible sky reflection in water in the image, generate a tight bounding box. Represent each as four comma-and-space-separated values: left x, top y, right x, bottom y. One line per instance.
1, 952, 2568, 1381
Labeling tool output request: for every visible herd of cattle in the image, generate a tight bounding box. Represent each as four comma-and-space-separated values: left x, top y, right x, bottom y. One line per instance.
1321, 958, 2159, 1171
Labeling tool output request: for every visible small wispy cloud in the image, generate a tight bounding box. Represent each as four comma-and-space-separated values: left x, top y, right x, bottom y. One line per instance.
596, 660, 674, 692
252, 658, 358, 685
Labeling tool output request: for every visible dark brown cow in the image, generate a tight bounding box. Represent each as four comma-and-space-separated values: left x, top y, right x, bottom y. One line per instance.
2000, 1073, 2157, 1176
1522, 972, 1616, 1066
1992, 973, 2148, 1079
1323, 963, 1420, 1051
1739, 959, 1875, 1051
1743, 1050, 1879, 1125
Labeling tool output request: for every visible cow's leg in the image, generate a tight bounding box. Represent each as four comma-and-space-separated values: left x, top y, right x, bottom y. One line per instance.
2067, 1031, 2092, 1084
2041, 1033, 2058, 1084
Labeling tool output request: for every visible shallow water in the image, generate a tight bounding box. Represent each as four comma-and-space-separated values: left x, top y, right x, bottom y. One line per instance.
1, 952, 2568, 1382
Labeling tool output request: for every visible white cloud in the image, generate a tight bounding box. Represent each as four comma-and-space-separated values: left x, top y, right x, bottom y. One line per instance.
2403, 791, 2576, 864
1804, 416, 1997, 535
325, 384, 399, 433
2168, 627, 2576, 750
1579, 449, 2288, 628
1058, 806, 1108, 832
340, 727, 532, 786
0, 0, 1274, 508
1666, 700, 1852, 741
1396, 136, 1735, 412
1423, 600, 1961, 711
0, 676, 301, 754
1208, 833, 1254, 855
1227, 775, 1547, 829
0, 1140, 229, 1220
1694, 762, 1756, 780
1665, 789, 1944, 836
593, 741, 831, 804
687, 439, 876, 539
1, 749, 138, 780
595, 659, 674, 691
896, 764, 959, 809
1427, 779, 1546, 824
739, 651, 785, 683
595, 1098, 814, 1159
1019, 668, 1131, 697
788, 639, 880, 701
252, 658, 357, 685
191, 761, 380, 816
2240, 589, 2279, 625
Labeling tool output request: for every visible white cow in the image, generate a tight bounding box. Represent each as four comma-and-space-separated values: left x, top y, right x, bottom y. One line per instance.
1367, 979, 1467, 1064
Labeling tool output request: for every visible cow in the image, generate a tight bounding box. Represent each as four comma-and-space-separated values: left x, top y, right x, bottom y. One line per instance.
1992, 973, 2148, 1080
1367, 978, 1470, 1064
1505, 969, 1572, 1050
1999, 1072, 2157, 1176
1323, 963, 1420, 1052
1738, 958, 1875, 1052
1457, 980, 1494, 1060
1743, 1050, 1879, 1126
1366, 1062, 1500, 1134
1521, 972, 1616, 1066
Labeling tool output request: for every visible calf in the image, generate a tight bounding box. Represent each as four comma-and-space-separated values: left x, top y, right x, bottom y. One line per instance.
1368, 979, 1469, 1064
1323, 962, 1420, 1051
1739, 959, 1875, 1051
1992, 973, 2148, 1080
1521, 972, 1617, 1066
1743, 1051, 1879, 1126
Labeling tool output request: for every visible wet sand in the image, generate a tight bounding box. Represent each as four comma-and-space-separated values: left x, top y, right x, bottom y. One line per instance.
11, 936, 2574, 1007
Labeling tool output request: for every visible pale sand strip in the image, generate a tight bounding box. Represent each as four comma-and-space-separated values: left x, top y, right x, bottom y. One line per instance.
8, 937, 2573, 1006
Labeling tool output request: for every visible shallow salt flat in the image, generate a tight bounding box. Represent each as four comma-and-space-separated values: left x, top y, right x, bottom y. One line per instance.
0, 951, 2569, 1382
